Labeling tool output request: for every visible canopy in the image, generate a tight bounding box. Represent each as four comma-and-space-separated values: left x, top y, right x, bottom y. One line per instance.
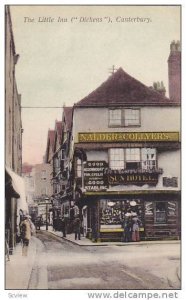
5, 166, 28, 213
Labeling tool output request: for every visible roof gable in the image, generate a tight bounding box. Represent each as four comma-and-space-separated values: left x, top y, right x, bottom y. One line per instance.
63, 107, 73, 131
75, 68, 179, 107
45, 130, 55, 163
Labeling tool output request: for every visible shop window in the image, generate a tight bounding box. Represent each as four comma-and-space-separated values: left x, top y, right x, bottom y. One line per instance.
109, 148, 124, 169
100, 199, 143, 227
100, 200, 124, 225
109, 108, 140, 127
155, 202, 166, 223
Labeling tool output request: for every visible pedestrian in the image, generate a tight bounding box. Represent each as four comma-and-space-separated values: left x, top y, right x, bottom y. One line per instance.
122, 213, 132, 242
61, 217, 66, 237
73, 215, 81, 240
131, 213, 141, 242
20, 215, 32, 256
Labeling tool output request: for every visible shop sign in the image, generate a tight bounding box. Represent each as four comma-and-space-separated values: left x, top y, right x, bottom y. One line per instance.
84, 161, 108, 191
78, 132, 179, 143
104, 168, 163, 175
108, 173, 158, 186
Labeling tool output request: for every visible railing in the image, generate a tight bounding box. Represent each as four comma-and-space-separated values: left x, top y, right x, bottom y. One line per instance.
104, 167, 163, 175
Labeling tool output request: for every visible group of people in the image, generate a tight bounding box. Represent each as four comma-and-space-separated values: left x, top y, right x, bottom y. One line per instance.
59, 215, 82, 240
122, 212, 141, 242
19, 213, 140, 250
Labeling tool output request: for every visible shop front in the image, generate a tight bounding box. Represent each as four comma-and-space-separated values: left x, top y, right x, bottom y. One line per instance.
82, 191, 180, 242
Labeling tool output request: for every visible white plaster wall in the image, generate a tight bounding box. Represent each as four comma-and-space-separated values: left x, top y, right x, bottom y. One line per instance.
73, 106, 180, 142
157, 150, 180, 189
83, 149, 180, 191
86, 150, 108, 162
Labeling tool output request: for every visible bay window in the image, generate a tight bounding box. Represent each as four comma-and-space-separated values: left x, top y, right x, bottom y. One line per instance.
109, 148, 157, 170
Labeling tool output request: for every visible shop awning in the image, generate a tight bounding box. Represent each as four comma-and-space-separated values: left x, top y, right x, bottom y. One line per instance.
5, 170, 20, 199
5, 166, 28, 212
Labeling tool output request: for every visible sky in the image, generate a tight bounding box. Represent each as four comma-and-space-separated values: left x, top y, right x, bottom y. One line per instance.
9, 5, 180, 165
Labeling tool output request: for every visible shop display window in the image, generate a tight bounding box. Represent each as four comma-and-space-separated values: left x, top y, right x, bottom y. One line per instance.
100, 199, 143, 227
155, 202, 166, 223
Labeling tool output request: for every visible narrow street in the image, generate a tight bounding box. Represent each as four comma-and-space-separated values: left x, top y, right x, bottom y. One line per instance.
28, 232, 180, 290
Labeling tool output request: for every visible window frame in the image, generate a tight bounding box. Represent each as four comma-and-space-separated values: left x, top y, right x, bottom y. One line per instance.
109, 147, 157, 171
154, 202, 167, 224
108, 107, 141, 127
109, 148, 125, 170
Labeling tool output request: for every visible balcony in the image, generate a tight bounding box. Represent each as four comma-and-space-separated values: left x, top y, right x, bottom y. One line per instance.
104, 167, 163, 175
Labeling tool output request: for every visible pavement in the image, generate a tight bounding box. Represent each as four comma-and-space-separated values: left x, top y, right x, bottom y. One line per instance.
5, 226, 181, 290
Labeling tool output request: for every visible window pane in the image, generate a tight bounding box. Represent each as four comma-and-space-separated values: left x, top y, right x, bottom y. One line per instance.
155, 202, 166, 223
125, 109, 140, 126
126, 148, 140, 161
109, 148, 124, 169
109, 109, 122, 126
142, 148, 156, 170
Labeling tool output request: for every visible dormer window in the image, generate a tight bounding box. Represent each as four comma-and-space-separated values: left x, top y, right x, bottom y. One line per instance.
109, 108, 140, 127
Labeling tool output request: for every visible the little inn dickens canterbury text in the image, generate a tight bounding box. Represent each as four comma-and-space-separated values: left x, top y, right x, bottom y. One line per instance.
23, 16, 152, 24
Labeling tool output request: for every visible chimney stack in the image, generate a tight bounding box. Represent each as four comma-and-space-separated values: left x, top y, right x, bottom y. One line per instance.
168, 40, 181, 102
153, 81, 166, 97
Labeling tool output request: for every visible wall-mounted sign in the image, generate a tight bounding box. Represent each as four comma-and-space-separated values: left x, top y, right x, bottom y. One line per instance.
78, 132, 179, 143
84, 161, 108, 191
108, 173, 159, 186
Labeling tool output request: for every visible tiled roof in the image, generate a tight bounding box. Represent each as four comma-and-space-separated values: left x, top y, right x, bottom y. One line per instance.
48, 130, 55, 150
75, 68, 179, 107
45, 130, 55, 163
55, 121, 62, 143
63, 107, 73, 131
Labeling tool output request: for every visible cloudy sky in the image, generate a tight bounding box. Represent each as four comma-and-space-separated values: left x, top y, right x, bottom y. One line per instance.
10, 5, 180, 165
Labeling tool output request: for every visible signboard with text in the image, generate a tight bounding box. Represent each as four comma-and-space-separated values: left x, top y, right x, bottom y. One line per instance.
78, 132, 179, 143
108, 173, 159, 186
84, 161, 108, 191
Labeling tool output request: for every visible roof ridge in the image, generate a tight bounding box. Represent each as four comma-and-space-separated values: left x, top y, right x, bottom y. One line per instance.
75, 67, 176, 107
